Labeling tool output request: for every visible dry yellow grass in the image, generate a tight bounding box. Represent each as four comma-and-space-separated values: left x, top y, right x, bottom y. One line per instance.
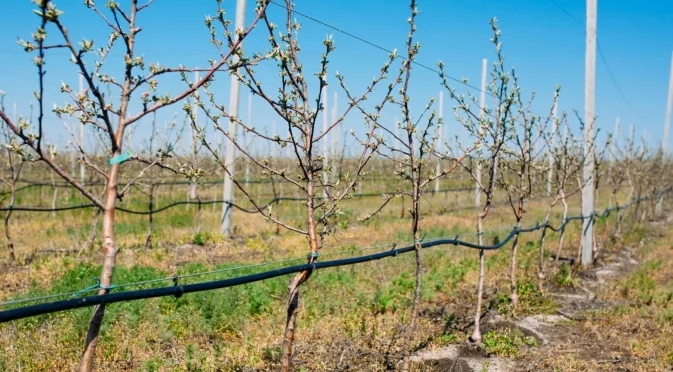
0, 178, 664, 371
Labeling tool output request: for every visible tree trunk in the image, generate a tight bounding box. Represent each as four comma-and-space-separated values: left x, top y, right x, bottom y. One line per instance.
280, 271, 305, 371
80, 163, 121, 372
51, 185, 58, 219
145, 185, 154, 249
537, 203, 555, 293
555, 190, 569, 262
196, 196, 202, 235
3, 161, 20, 264
280, 171, 318, 371
470, 212, 486, 343
615, 200, 622, 238
50, 172, 58, 219
79, 208, 101, 257
509, 233, 520, 311
510, 195, 524, 311
401, 196, 423, 371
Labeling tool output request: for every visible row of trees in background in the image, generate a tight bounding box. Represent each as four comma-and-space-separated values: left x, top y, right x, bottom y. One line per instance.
0, 0, 670, 371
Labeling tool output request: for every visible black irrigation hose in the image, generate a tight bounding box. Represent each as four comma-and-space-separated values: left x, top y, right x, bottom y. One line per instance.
0, 187, 473, 215
0, 230, 535, 323
0, 188, 668, 323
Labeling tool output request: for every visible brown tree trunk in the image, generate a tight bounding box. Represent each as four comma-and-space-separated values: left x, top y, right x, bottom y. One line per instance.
50, 172, 58, 219
3, 160, 21, 264
509, 148, 527, 311
510, 196, 524, 311
509, 232, 520, 311
280, 269, 310, 371
145, 185, 154, 249
80, 163, 121, 372
555, 190, 569, 262
196, 196, 202, 235
401, 188, 422, 371
4, 186, 16, 263
615, 200, 622, 238
79, 208, 101, 257
537, 202, 555, 293
280, 170, 318, 371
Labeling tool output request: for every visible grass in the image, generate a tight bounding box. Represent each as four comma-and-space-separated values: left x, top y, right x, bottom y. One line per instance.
0, 178, 665, 370
483, 328, 537, 358
520, 206, 673, 371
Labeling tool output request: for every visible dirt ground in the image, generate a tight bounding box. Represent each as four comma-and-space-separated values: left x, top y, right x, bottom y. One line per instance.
401, 210, 673, 372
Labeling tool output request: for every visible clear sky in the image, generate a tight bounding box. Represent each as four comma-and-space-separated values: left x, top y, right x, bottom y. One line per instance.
0, 0, 672, 156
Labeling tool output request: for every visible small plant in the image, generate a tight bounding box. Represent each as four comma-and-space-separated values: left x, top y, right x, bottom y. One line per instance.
621, 260, 660, 305
437, 332, 458, 345
555, 262, 577, 288
492, 281, 554, 316
262, 346, 282, 363
191, 232, 209, 246
482, 328, 537, 358
666, 351, 673, 367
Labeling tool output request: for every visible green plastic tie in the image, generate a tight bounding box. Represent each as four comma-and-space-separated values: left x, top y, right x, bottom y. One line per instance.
71, 278, 101, 298
71, 278, 117, 298
307, 251, 319, 260
108, 150, 135, 166
414, 232, 427, 244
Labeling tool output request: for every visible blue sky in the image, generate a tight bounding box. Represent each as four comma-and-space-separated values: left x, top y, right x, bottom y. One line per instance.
0, 0, 671, 156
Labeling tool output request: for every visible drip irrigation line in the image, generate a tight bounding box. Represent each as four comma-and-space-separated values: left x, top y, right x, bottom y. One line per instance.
0, 187, 667, 323
0, 239, 419, 307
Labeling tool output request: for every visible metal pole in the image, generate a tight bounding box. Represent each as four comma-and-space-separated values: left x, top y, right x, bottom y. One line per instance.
656, 51, 673, 214
221, 0, 246, 236
581, 0, 597, 266
476, 58, 487, 207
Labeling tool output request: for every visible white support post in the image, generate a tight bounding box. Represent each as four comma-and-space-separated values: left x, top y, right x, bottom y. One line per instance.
78, 74, 86, 187
221, 0, 246, 237
435, 90, 444, 194
581, 0, 597, 266
656, 51, 673, 214
476, 58, 487, 207
547, 98, 559, 196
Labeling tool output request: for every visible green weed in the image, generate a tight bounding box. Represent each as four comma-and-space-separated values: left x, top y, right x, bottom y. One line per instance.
482, 328, 537, 357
